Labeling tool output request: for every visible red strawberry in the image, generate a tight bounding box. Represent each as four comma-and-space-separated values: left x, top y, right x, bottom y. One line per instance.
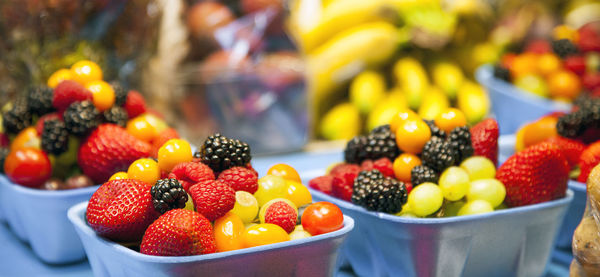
578, 141, 600, 183
78, 124, 151, 183
582, 72, 600, 91
405, 182, 413, 195
86, 179, 160, 242
140, 209, 216, 256
592, 87, 600, 98
563, 55, 586, 76
189, 180, 235, 221
331, 164, 360, 201
543, 136, 586, 168
470, 118, 499, 165
308, 175, 333, 194
524, 39, 551, 54
35, 113, 61, 135
150, 128, 179, 157
264, 200, 298, 233
496, 142, 569, 207
169, 162, 215, 192
217, 166, 258, 193
53, 80, 92, 112
330, 163, 358, 177
360, 160, 374, 171
124, 90, 147, 118
373, 158, 394, 178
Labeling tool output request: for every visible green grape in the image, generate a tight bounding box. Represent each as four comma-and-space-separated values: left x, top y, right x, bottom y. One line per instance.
460, 156, 496, 180
439, 166, 470, 201
408, 182, 443, 217
232, 191, 259, 224
466, 178, 506, 208
254, 175, 288, 206
442, 200, 465, 217
458, 200, 494, 216
289, 225, 312, 240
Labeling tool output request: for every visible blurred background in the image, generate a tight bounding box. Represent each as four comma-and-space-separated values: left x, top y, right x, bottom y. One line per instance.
0, 0, 599, 154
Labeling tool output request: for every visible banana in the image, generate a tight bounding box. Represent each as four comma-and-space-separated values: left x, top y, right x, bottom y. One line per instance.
432, 61, 464, 100
350, 70, 387, 115
295, 0, 394, 52
320, 102, 361, 140
308, 21, 400, 102
393, 57, 429, 110
457, 81, 490, 125
418, 86, 449, 120
367, 88, 408, 131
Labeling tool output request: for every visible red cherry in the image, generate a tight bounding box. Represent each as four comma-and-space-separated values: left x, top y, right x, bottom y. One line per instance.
301, 202, 344, 235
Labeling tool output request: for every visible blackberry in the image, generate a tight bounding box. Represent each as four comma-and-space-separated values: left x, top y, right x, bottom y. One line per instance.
103, 106, 128, 127
557, 111, 588, 138
0, 147, 8, 173
193, 151, 201, 159
2, 97, 32, 134
352, 170, 407, 213
447, 126, 473, 163
199, 133, 252, 172
493, 65, 511, 82
422, 136, 458, 172
41, 119, 69, 155
424, 120, 446, 138
411, 165, 439, 186
344, 125, 399, 164
63, 101, 100, 136
111, 81, 128, 106
552, 39, 578, 58
27, 85, 55, 115
151, 178, 188, 214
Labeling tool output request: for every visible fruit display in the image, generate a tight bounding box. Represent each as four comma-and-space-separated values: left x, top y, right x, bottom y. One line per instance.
86, 133, 346, 256
0, 59, 169, 190
491, 22, 600, 103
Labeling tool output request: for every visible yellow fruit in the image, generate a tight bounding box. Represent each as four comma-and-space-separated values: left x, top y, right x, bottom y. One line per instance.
418, 87, 450, 120
47, 68, 73, 88
390, 108, 419, 133
286, 181, 313, 207
393, 57, 429, 110
86, 80, 115, 112
242, 224, 290, 248
109, 172, 128, 181
320, 103, 361, 140
432, 61, 464, 100
157, 139, 193, 172
289, 225, 312, 240
232, 191, 259, 223
70, 60, 103, 85
553, 24, 578, 42
127, 158, 160, 185
366, 89, 408, 131
214, 212, 245, 252
350, 70, 386, 114
457, 81, 490, 124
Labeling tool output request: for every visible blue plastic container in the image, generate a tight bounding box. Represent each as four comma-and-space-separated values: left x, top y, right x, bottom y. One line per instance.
0, 175, 98, 264
498, 135, 586, 250
475, 65, 571, 135
68, 202, 354, 277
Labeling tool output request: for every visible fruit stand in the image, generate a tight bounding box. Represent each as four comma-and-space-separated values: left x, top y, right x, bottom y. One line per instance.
1, 0, 600, 276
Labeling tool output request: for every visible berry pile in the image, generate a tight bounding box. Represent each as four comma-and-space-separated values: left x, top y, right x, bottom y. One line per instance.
87, 135, 345, 256
311, 109, 511, 217
493, 22, 600, 102
0, 59, 164, 189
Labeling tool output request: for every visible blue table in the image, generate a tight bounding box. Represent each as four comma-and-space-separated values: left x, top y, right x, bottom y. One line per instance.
0, 150, 571, 276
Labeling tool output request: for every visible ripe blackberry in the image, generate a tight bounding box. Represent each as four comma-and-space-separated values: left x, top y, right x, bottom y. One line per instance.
344, 125, 399, 164
151, 178, 188, 214
424, 120, 446, 138
27, 85, 55, 115
63, 101, 100, 136
103, 106, 128, 127
493, 65, 511, 82
411, 165, 439, 186
422, 136, 457, 172
352, 170, 407, 213
447, 126, 474, 163
41, 119, 69, 155
552, 39, 579, 58
2, 97, 32, 134
0, 147, 8, 173
111, 81, 128, 106
199, 133, 252, 172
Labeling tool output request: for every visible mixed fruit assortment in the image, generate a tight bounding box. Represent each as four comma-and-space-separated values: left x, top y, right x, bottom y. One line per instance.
86, 134, 345, 256
311, 107, 571, 217
514, 95, 600, 184
493, 22, 600, 102
0, 59, 164, 190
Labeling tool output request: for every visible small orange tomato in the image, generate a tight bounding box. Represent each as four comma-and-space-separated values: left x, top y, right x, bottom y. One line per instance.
267, 163, 301, 183
214, 212, 245, 252
393, 153, 422, 183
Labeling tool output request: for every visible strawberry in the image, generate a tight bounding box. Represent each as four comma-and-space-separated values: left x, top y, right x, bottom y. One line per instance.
563, 55, 586, 76
331, 164, 360, 201
52, 80, 92, 112
470, 118, 499, 165
140, 209, 216, 256
124, 90, 147, 118
150, 128, 179, 158
308, 175, 333, 194
582, 72, 600, 91
524, 39, 551, 54
361, 159, 393, 177
169, 162, 215, 192
35, 113, 61, 135
78, 124, 151, 183
264, 200, 298, 233
189, 180, 235, 221
86, 179, 160, 242
217, 166, 258, 194
578, 141, 600, 183
543, 136, 586, 168
496, 142, 569, 207
330, 163, 359, 177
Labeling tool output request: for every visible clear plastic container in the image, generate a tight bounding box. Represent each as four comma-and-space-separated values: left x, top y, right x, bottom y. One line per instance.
68, 201, 354, 277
